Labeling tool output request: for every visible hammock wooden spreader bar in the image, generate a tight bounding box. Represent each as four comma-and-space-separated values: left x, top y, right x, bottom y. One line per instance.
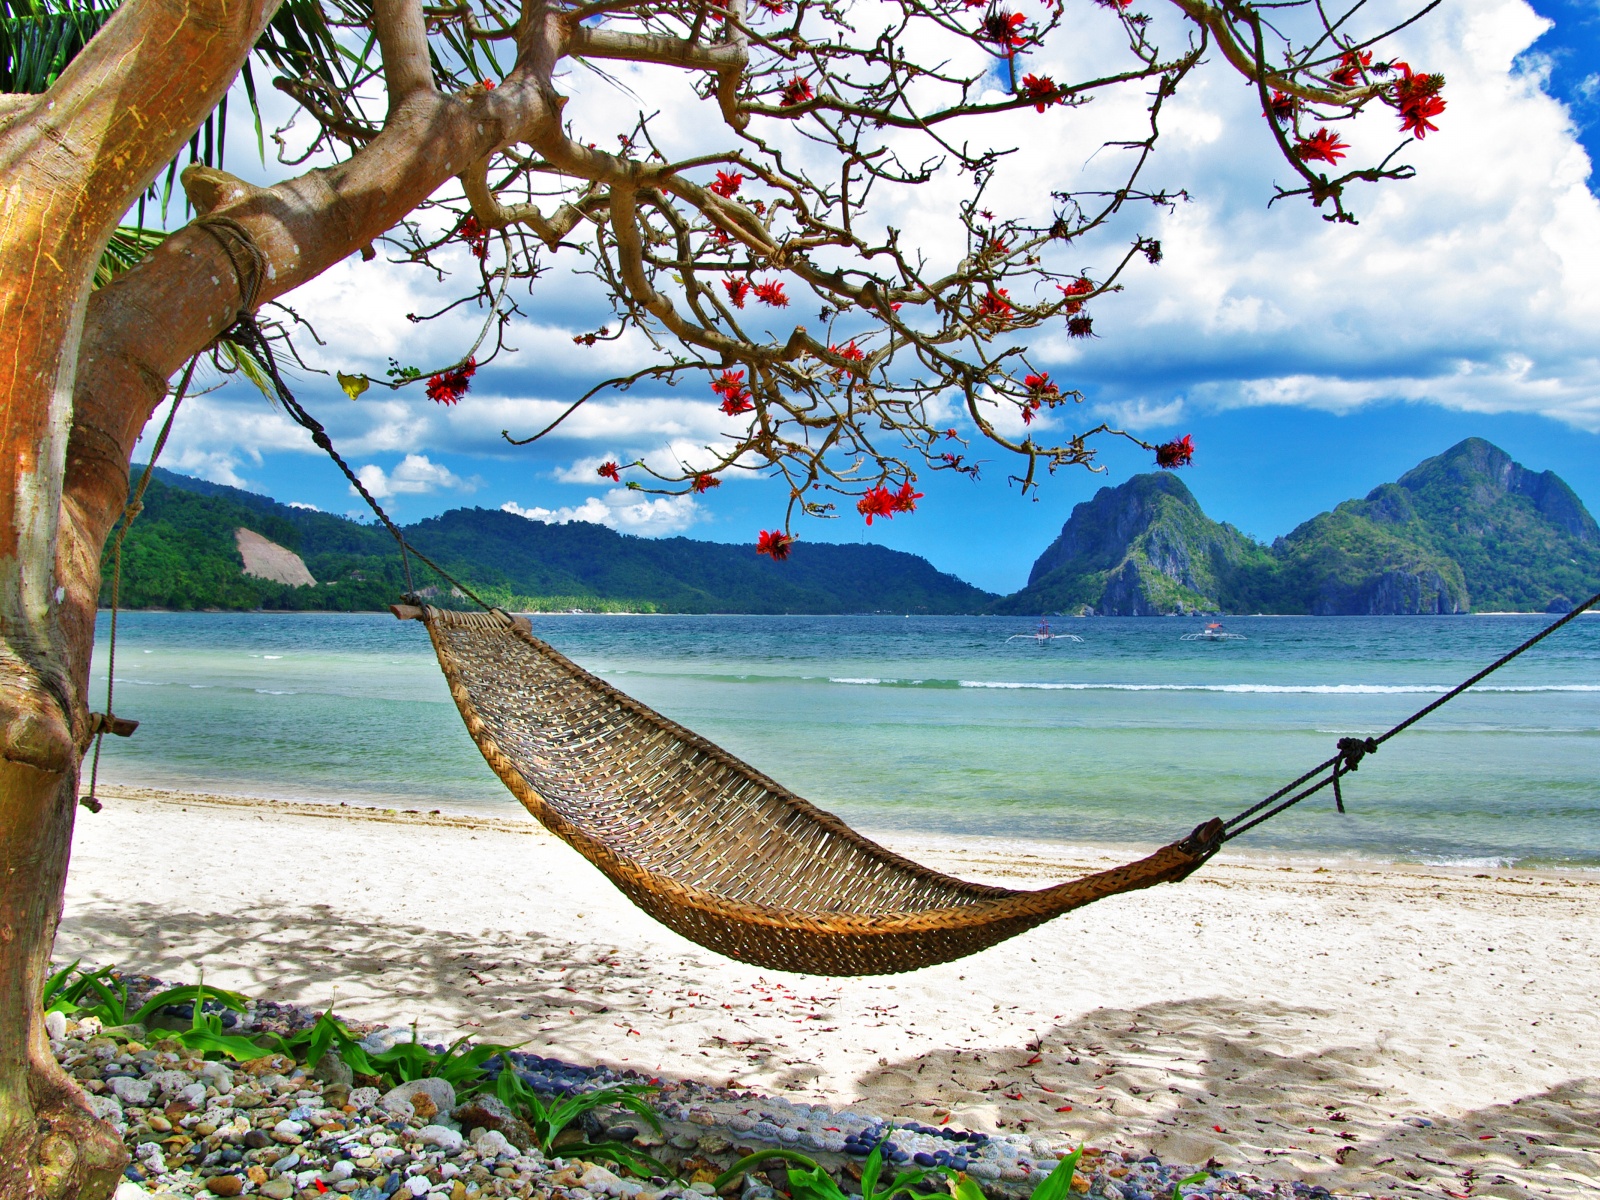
392, 604, 1225, 976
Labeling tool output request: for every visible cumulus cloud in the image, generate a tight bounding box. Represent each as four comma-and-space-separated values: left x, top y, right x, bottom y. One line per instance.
502, 490, 702, 536
354, 454, 477, 499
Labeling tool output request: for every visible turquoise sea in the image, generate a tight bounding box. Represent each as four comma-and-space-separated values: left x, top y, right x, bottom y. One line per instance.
89, 611, 1600, 869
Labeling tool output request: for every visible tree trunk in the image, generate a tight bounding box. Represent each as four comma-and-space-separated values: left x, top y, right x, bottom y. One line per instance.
0, 0, 278, 1193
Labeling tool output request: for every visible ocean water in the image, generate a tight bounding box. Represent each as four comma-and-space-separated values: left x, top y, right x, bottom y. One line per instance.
88, 611, 1600, 869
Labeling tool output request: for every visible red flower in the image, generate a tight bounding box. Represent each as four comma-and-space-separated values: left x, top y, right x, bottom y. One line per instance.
856, 486, 897, 524
1023, 372, 1059, 398
1057, 278, 1093, 313
753, 279, 789, 307
756, 530, 795, 559
979, 8, 1028, 54
724, 278, 751, 308
977, 289, 1014, 320
710, 170, 744, 198
755, 0, 790, 12
1266, 89, 1297, 125
1294, 128, 1349, 164
597, 461, 621, 482
893, 481, 924, 513
721, 395, 754, 416
711, 369, 747, 398
779, 77, 814, 108
1329, 49, 1372, 87
1391, 63, 1446, 138
460, 215, 489, 261
692, 473, 721, 493
1066, 315, 1094, 338
831, 340, 865, 363
482, 78, 496, 90
1020, 74, 1063, 112
426, 358, 476, 404
1154, 433, 1194, 469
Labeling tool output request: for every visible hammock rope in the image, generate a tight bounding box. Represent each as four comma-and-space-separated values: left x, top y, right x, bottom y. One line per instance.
209, 260, 1599, 975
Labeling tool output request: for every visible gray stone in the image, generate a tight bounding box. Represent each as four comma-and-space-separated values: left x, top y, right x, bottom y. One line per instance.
417, 1125, 464, 1152
147, 1070, 195, 1098
199, 1062, 234, 1093
261, 1181, 296, 1200
348, 1086, 381, 1110
451, 1094, 534, 1151
110, 1076, 154, 1106
86, 1094, 123, 1124
45, 1010, 68, 1041
314, 1050, 356, 1090
382, 1079, 455, 1123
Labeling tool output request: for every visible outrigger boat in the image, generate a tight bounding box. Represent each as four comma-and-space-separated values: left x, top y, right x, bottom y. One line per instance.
1181, 621, 1246, 642
1007, 618, 1084, 643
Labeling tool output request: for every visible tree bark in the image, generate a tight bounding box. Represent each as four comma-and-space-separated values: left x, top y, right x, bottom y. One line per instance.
0, 0, 279, 1192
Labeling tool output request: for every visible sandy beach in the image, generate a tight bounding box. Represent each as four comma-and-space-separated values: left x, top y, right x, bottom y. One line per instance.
58, 786, 1600, 1199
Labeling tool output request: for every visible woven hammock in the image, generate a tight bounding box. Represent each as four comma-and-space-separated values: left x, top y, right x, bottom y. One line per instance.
396, 605, 1225, 976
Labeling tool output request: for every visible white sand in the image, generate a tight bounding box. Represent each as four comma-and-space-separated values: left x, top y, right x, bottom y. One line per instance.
58, 786, 1600, 1199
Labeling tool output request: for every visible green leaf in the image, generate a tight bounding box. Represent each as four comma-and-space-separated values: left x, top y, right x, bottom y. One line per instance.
860, 1140, 884, 1200
714, 1150, 821, 1193
785, 1165, 850, 1200
1171, 1172, 1208, 1200
132, 982, 249, 1028
951, 1176, 988, 1200
1027, 1146, 1084, 1200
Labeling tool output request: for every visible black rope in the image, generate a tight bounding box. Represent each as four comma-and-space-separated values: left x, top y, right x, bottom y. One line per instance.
224, 315, 498, 614
1220, 589, 1600, 842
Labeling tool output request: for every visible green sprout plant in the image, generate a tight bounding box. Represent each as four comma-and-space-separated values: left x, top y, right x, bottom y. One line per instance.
492, 1066, 670, 1178
717, 1138, 1088, 1200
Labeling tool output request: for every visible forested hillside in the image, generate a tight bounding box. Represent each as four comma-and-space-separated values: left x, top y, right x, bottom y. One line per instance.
105, 470, 996, 614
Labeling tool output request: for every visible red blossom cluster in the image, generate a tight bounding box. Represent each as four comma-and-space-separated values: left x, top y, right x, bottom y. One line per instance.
1294, 127, 1349, 164
724, 278, 752, 308
1154, 433, 1195, 469
1329, 49, 1372, 87
779, 77, 813, 108
712, 369, 754, 415
1391, 63, 1446, 138
460, 215, 489, 261
426, 358, 476, 404
1021, 371, 1059, 424
754, 0, 789, 13
1266, 90, 1298, 125
481, 78, 495, 90
753, 279, 788, 307
756, 530, 795, 559
979, 8, 1027, 54
856, 481, 923, 525
1020, 74, 1062, 112
1066, 315, 1094, 338
597, 461, 621, 482
1057, 278, 1093, 313
710, 170, 743, 198
977, 289, 1014, 321
692, 474, 721, 493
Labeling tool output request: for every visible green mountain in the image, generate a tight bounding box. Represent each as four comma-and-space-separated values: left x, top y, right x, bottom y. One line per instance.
995, 439, 1599, 616
104, 469, 997, 614
992, 473, 1271, 616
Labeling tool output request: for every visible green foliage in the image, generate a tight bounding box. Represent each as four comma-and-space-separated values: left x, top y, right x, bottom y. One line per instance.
491, 1068, 668, 1177
107, 470, 996, 614
43, 965, 267, 1059
0, 0, 117, 94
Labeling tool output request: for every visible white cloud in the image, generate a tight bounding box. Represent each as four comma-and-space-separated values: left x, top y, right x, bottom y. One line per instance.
286, 501, 322, 511
502, 489, 702, 536
354, 454, 477, 499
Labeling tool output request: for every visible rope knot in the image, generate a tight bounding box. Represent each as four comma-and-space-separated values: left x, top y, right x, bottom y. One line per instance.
1336, 736, 1378, 772
312, 431, 333, 451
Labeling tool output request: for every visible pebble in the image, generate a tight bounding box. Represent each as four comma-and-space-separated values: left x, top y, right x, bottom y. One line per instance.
50, 971, 1373, 1200
46, 1010, 68, 1041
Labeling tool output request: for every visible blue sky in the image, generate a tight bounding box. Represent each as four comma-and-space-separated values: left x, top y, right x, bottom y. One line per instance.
145, 0, 1600, 596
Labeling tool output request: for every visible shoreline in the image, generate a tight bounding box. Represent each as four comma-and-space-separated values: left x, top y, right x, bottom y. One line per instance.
89, 782, 1600, 877
59, 784, 1600, 1199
